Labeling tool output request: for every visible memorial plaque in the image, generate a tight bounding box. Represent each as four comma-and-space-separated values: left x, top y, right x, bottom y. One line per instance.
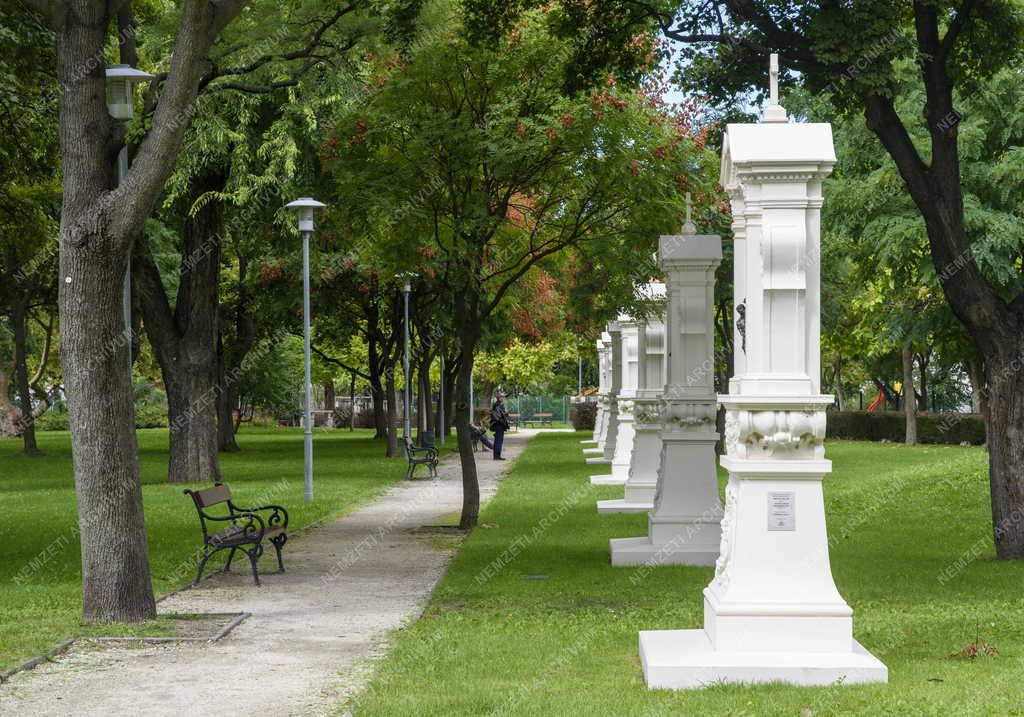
767, 491, 796, 531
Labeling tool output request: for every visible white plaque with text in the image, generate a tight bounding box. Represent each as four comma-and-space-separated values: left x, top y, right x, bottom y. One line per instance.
767, 491, 796, 531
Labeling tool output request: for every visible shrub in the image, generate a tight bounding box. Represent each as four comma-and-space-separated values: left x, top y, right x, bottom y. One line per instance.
571, 402, 597, 431
827, 411, 985, 445
33, 408, 70, 432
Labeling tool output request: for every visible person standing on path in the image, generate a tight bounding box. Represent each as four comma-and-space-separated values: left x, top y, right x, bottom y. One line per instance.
490, 392, 511, 460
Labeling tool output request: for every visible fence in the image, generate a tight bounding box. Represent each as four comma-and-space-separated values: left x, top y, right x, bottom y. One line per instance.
473, 395, 575, 425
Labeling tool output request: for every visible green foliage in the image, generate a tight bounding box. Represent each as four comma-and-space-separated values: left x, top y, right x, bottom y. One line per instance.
236, 335, 305, 417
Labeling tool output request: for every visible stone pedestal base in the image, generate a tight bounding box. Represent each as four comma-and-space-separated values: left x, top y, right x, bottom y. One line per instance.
586, 456, 611, 465
609, 513, 720, 566
597, 498, 651, 514
639, 630, 887, 688
590, 474, 626, 486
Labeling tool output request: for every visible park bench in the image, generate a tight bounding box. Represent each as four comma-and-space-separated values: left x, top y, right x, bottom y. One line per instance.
523, 412, 554, 427
184, 483, 289, 587
507, 412, 521, 431
403, 436, 439, 480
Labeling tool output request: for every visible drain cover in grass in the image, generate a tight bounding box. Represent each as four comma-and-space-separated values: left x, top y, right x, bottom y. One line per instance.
523, 574, 549, 580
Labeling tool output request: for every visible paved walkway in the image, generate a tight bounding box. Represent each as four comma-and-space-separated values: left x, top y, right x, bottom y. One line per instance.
0, 431, 539, 717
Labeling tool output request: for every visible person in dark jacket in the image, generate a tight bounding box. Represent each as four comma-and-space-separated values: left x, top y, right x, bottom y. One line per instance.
489, 392, 511, 460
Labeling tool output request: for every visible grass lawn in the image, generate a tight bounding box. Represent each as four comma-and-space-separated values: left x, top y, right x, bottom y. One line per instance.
353, 432, 1024, 716
0, 427, 412, 672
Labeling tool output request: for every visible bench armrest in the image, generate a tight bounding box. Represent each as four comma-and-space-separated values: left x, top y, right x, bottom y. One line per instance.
229, 503, 289, 530
202, 510, 266, 543
408, 445, 437, 459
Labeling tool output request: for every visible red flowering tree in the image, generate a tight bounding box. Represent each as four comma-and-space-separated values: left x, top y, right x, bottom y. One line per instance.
326, 1, 716, 528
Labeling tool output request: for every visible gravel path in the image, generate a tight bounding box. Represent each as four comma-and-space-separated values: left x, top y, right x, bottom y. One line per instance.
0, 430, 540, 717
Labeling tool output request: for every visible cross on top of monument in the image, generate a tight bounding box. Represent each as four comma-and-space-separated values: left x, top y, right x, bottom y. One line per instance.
681, 192, 697, 235
762, 53, 789, 123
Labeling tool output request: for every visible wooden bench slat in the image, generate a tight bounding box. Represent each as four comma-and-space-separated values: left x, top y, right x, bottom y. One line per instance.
192, 483, 232, 508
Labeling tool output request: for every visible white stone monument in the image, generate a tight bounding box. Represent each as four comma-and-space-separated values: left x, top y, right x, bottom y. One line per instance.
586, 325, 620, 466
609, 207, 723, 565
598, 284, 666, 512
582, 338, 607, 450
592, 319, 639, 485
638, 54, 888, 689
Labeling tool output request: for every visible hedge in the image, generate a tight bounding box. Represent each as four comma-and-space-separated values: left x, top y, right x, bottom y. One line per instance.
826, 410, 985, 445
571, 402, 597, 431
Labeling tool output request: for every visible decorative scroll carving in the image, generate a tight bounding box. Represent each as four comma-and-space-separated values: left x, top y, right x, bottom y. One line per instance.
724, 409, 826, 459
632, 398, 663, 426
709, 476, 739, 594
661, 398, 717, 431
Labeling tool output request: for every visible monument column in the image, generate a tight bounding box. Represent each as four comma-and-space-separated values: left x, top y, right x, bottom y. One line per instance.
598, 286, 667, 512
583, 338, 608, 450
609, 216, 723, 565
638, 54, 887, 689
593, 319, 638, 485
587, 325, 620, 466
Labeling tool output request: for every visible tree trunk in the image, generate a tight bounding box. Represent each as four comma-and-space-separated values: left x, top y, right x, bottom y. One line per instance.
348, 372, 356, 431
11, 294, 41, 456
454, 337, 480, 529
833, 354, 846, 412
916, 350, 931, 411
984, 345, 1024, 558
217, 376, 240, 452
135, 173, 224, 484
384, 363, 399, 457
417, 355, 432, 440
368, 332, 387, 439
902, 344, 917, 445
218, 255, 256, 453
968, 358, 987, 417
453, 291, 482, 529
324, 380, 335, 427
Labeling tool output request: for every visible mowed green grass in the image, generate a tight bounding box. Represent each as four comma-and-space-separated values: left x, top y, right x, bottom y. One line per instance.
0, 427, 409, 671
352, 433, 1024, 716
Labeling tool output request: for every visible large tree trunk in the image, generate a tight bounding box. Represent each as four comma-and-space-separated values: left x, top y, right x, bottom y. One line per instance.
985, 345, 1024, 558
134, 174, 224, 484
49, 0, 247, 624
11, 294, 41, 456
902, 344, 917, 445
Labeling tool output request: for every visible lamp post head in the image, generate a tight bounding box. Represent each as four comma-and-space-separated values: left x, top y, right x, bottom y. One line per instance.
105, 64, 153, 120
286, 197, 326, 233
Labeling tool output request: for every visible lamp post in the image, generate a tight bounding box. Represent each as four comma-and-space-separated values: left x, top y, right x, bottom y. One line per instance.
286, 197, 326, 503
400, 276, 413, 442
105, 64, 153, 383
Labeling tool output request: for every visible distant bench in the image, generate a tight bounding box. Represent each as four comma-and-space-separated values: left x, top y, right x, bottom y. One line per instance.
522, 412, 554, 427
